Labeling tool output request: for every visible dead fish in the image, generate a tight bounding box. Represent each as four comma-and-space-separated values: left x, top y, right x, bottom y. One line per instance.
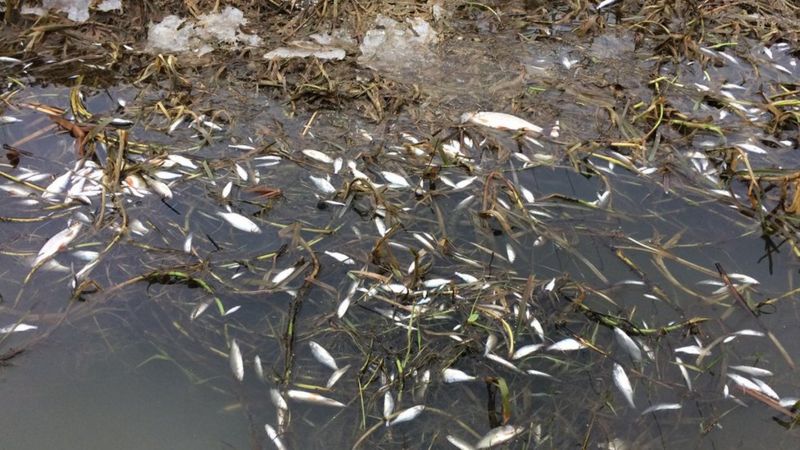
612, 363, 635, 408
229, 339, 244, 382
727, 373, 761, 392
461, 112, 543, 134
613, 327, 642, 363
235, 163, 248, 181
302, 149, 334, 164
326, 364, 351, 389
190, 299, 213, 320
0, 323, 38, 333
596, 0, 620, 10
271, 267, 296, 285
383, 391, 395, 419
382, 171, 410, 188
675, 357, 692, 391
217, 211, 261, 233
387, 405, 425, 427
324, 250, 355, 264
484, 334, 498, 356
309, 175, 336, 195
422, 278, 450, 289
443, 368, 477, 383
254, 355, 264, 381
455, 272, 478, 283
505, 243, 516, 263
222, 181, 233, 198
42, 171, 72, 199
512, 344, 544, 360
229, 143, 256, 151
223, 305, 241, 316
270, 389, 289, 411
525, 369, 556, 379
485, 353, 522, 373
264, 424, 287, 450
286, 389, 345, 407
729, 365, 773, 378
309, 341, 338, 371
183, 233, 193, 253
530, 317, 545, 341
144, 175, 173, 199
752, 378, 780, 400
547, 338, 586, 352
476, 425, 525, 448
337, 297, 351, 318
33, 222, 83, 266
446, 435, 476, 450
640, 403, 682, 415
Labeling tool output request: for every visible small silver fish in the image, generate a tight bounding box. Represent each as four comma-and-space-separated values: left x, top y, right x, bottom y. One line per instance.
264, 424, 287, 450
475, 425, 525, 448
286, 389, 345, 407
326, 364, 351, 389
302, 149, 334, 164
443, 368, 477, 383
613, 327, 642, 363
270, 389, 288, 411
547, 338, 586, 352
218, 211, 261, 233
309, 341, 338, 370
229, 339, 244, 382
387, 405, 425, 427
612, 363, 635, 408
640, 403, 682, 415
33, 222, 82, 266
271, 267, 296, 285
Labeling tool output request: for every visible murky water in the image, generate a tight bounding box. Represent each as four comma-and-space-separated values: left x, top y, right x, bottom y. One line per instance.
3, 3, 800, 449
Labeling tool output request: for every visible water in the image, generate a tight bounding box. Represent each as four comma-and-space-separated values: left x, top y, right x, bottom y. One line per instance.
2, 2, 800, 449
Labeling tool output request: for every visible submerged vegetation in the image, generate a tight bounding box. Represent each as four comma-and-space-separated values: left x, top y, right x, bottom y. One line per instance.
2, 0, 800, 448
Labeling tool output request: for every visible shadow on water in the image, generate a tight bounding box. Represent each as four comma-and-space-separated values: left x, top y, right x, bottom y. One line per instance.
2, 1, 800, 449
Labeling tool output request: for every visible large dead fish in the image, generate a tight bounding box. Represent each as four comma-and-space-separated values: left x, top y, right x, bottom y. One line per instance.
461, 112, 543, 134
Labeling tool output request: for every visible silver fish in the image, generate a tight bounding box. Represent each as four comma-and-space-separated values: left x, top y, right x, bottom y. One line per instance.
383, 391, 395, 419
387, 405, 425, 427
229, 339, 244, 382
729, 365, 773, 378
640, 403, 682, 415
443, 368, 477, 383
218, 211, 261, 233
309, 175, 336, 194
309, 341, 338, 370
286, 389, 345, 407
461, 111, 543, 134
270, 389, 288, 411
271, 267, 296, 285
302, 149, 334, 164
0, 323, 38, 333
446, 435, 476, 450
33, 222, 82, 266
613, 327, 642, 363
476, 425, 525, 448
612, 363, 635, 408
326, 364, 351, 389
254, 355, 264, 381
264, 424, 287, 450
547, 338, 586, 352
512, 344, 544, 360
